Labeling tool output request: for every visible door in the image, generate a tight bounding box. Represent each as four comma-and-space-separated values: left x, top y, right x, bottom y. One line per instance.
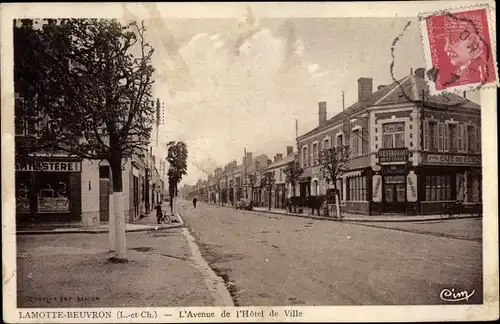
383, 175, 407, 213
99, 179, 110, 222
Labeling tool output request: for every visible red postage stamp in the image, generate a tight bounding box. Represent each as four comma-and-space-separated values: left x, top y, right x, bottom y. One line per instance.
419, 4, 498, 94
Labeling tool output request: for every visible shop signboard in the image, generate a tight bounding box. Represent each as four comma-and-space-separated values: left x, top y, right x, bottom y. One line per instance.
380, 164, 406, 175
423, 153, 481, 165
377, 148, 409, 163
16, 160, 82, 172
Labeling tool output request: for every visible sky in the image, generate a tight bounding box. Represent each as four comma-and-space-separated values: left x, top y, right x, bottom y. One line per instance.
127, 6, 481, 186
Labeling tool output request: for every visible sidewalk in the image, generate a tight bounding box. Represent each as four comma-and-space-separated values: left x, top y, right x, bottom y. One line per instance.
16, 210, 183, 235
206, 202, 480, 222
16, 221, 215, 307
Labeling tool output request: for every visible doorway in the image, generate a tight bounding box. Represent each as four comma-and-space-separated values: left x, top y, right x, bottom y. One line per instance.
383, 175, 406, 213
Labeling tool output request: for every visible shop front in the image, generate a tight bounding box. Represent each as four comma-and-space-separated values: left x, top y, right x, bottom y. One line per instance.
16, 158, 82, 223
418, 153, 482, 214
371, 148, 418, 214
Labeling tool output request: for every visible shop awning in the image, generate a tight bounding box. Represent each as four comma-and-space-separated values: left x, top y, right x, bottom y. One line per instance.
342, 170, 363, 178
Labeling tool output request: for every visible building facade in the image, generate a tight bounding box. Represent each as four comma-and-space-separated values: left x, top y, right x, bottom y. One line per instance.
296, 68, 482, 215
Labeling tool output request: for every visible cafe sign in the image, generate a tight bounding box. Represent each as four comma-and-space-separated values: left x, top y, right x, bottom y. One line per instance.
424, 154, 481, 165
16, 161, 82, 172
377, 148, 409, 163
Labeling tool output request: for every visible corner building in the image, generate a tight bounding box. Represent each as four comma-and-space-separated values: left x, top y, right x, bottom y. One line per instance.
297, 68, 481, 215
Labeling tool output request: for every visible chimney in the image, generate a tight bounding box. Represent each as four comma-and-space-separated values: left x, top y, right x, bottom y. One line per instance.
414, 68, 426, 79
267, 159, 272, 166
318, 101, 327, 127
286, 146, 293, 155
246, 152, 252, 166
357, 77, 373, 102
273, 155, 278, 163
276, 153, 283, 160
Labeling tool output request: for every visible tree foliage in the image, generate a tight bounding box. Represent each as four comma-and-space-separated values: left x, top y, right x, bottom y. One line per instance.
283, 159, 303, 189
167, 141, 188, 196
319, 145, 351, 187
14, 19, 156, 191
259, 171, 275, 189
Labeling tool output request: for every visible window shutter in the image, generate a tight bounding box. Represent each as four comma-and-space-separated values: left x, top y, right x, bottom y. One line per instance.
444, 123, 449, 152
470, 126, 476, 153
464, 125, 469, 152
359, 127, 364, 155
476, 126, 481, 153
438, 122, 444, 152
458, 124, 464, 152
423, 120, 429, 150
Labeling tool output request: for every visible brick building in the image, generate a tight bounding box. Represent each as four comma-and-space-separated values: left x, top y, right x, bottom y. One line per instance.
296, 68, 481, 215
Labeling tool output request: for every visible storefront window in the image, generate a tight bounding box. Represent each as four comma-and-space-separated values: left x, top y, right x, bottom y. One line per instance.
36, 173, 70, 213
16, 173, 31, 214
347, 176, 366, 201
425, 175, 452, 201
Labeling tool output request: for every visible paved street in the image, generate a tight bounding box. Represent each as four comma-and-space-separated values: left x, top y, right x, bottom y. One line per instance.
17, 228, 216, 308
179, 200, 483, 306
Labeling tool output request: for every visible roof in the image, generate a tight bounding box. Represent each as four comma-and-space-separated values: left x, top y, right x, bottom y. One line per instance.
298, 73, 481, 140
266, 153, 296, 169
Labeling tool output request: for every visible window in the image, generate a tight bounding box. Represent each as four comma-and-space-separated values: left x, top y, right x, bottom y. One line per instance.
382, 122, 405, 148
312, 142, 318, 165
279, 168, 282, 182
337, 134, 343, 147
457, 124, 465, 152
351, 128, 363, 156
425, 175, 452, 201
466, 125, 476, 153
302, 146, 308, 167
428, 121, 438, 151
99, 166, 110, 179
324, 138, 330, 150
448, 124, 458, 152
347, 176, 367, 201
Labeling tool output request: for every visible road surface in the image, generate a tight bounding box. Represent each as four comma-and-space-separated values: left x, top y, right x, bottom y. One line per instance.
179, 200, 482, 306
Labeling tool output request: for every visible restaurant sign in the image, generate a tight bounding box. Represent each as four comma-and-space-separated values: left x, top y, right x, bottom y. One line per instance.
377, 148, 409, 163
423, 154, 481, 165
16, 161, 82, 172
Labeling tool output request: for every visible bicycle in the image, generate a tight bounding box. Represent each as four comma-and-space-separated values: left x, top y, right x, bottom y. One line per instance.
157, 211, 172, 224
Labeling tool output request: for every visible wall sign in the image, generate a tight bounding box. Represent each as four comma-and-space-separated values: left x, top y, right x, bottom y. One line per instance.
423, 154, 481, 165
372, 174, 382, 202
377, 148, 409, 163
406, 171, 417, 202
16, 161, 82, 172
381, 165, 406, 175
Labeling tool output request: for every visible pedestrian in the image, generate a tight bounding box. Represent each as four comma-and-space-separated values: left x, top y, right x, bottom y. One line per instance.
155, 202, 163, 224
192, 197, 198, 209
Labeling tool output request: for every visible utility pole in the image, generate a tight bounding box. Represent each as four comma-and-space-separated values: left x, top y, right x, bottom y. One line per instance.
244, 148, 248, 199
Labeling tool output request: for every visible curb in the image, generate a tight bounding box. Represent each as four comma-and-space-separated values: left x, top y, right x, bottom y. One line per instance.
204, 202, 481, 223
16, 213, 185, 235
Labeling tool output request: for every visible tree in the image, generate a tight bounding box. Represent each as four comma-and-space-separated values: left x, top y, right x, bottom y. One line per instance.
14, 19, 156, 261
167, 141, 188, 213
260, 171, 276, 210
319, 145, 351, 218
283, 159, 303, 213
247, 173, 257, 203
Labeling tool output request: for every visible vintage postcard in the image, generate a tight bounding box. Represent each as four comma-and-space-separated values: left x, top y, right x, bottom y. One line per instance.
2, 1, 498, 323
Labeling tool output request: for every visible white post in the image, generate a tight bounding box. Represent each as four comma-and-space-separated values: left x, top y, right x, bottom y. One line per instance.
108, 192, 116, 252
113, 192, 127, 259
335, 192, 341, 219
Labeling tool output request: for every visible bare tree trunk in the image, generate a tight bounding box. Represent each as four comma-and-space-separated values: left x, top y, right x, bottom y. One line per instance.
334, 183, 341, 219
109, 150, 127, 260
